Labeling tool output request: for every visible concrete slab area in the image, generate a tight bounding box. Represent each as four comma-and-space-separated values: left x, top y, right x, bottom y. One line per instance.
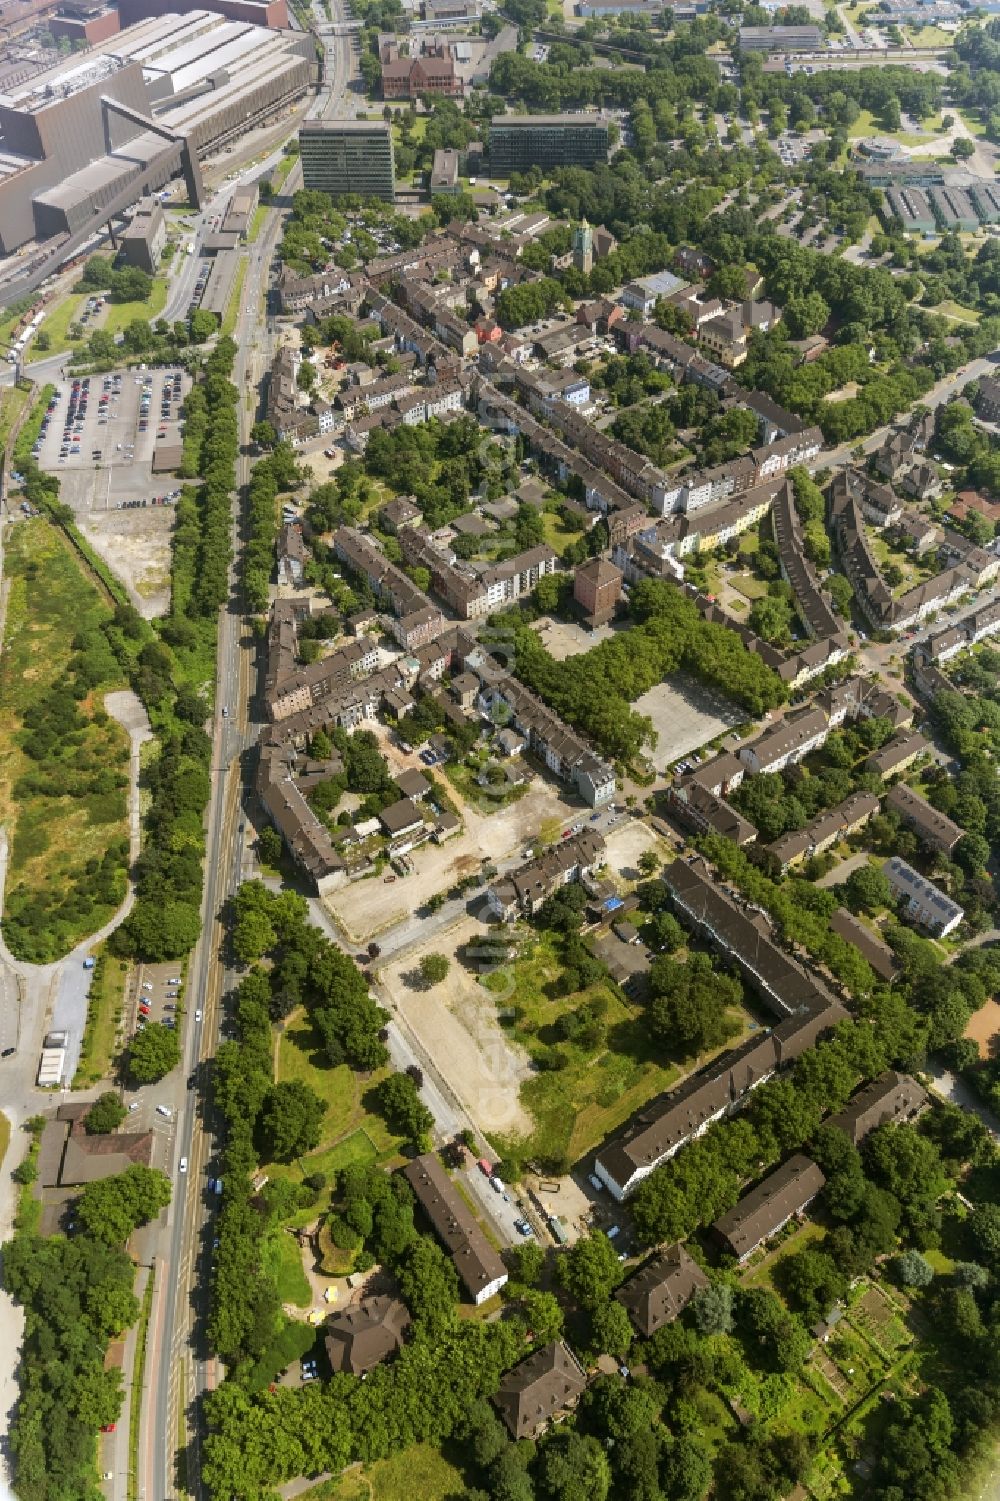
634, 673, 744, 772
33, 371, 191, 616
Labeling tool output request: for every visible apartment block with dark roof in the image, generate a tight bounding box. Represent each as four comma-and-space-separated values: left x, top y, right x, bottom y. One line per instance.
403, 1154, 508, 1303
712, 1155, 826, 1261
616, 1243, 709, 1336
493, 1341, 589, 1439
827, 1070, 926, 1147
829, 908, 897, 982
886, 783, 964, 855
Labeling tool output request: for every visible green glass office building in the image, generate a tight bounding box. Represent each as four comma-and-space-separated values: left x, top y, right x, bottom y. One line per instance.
488, 114, 609, 175
298, 119, 395, 203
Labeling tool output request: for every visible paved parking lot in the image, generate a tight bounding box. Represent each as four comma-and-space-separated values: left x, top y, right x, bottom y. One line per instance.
32, 371, 190, 616
34, 369, 190, 474
634, 673, 745, 772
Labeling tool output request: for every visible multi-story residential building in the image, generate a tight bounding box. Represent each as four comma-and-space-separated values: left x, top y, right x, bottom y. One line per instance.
886, 784, 964, 855
488, 113, 610, 173
866, 730, 930, 779
594, 859, 847, 1199
487, 830, 605, 919
299, 120, 395, 203
768, 792, 879, 870
738, 707, 830, 774
883, 856, 964, 937
476, 671, 615, 807
827, 1071, 926, 1146
712, 1156, 826, 1262
769, 479, 843, 640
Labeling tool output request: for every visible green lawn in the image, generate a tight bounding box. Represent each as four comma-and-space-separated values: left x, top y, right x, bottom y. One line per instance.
221, 258, 248, 339
74, 944, 129, 1088
0, 1111, 10, 1176
0, 383, 30, 454
247, 203, 269, 244
490, 931, 713, 1169
729, 572, 768, 602
260, 1229, 311, 1306
0, 519, 130, 962
304, 1445, 465, 1501
267, 1012, 402, 1203
101, 277, 168, 337
847, 108, 943, 148
539, 503, 585, 553
928, 299, 979, 323
39, 294, 88, 356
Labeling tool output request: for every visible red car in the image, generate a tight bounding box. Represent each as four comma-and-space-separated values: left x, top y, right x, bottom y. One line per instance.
101, 1424, 116, 1434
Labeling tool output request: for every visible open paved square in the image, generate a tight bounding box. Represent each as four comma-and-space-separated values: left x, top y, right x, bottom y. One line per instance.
634, 673, 745, 772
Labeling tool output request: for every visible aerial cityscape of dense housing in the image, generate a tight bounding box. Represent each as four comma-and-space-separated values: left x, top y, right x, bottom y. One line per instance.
6, 0, 1000, 1498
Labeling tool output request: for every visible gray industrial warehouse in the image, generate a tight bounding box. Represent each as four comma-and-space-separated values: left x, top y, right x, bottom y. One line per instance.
0, 9, 316, 255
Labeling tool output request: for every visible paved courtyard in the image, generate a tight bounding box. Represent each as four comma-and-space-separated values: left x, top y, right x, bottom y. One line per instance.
634, 673, 745, 772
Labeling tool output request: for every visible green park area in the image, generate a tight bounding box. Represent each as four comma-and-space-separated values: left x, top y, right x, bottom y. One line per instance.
305, 1444, 465, 1501
0, 518, 130, 962
38, 293, 88, 356
101, 276, 168, 337
847, 108, 945, 147
267, 1008, 403, 1202
74, 944, 130, 1088
489, 927, 735, 1171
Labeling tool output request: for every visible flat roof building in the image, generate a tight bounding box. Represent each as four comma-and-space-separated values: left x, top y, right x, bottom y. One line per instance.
299, 119, 395, 203
488, 113, 609, 174
738, 23, 822, 49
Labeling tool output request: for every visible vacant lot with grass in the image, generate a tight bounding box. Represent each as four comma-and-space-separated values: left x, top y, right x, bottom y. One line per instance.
305, 1444, 464, 1501
0, 384, 30, 454
267, 1009, 403, 1203
488, 929, 685, 1168
74, 944, 129, 1087
0, 519, 130, 961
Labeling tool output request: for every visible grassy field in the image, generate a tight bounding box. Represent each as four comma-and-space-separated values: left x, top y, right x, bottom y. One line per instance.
0, 383, 30, 454
304, 1445, 465, 1501
272, 153, 299, 193
267, 1011, 402, 1202
539, 503, 585, 553
847, 108, 943, 147
260, 1229, 311, 1306
0, 519, 130, 962
929, 299, 979, 323
101, 277, 168, 338
247, 204, 270, 243
39, 293, 88, 356
729, 572, 768, 602
221, 258, 248, 338
74, 944, 129, 1088
0, 1111, 10, 1175
490, 930, 691, 1167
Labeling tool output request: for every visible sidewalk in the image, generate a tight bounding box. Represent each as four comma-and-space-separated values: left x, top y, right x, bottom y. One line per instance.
104, 1261, 151, 1501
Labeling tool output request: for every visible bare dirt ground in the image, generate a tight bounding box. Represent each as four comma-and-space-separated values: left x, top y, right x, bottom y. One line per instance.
602, 819, 665, 881
323, 725, 578, 940
382, 914, 535, 1137
531, 615, 618, 660
76, 501, 173, 616
965, 999, 1000, 1061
